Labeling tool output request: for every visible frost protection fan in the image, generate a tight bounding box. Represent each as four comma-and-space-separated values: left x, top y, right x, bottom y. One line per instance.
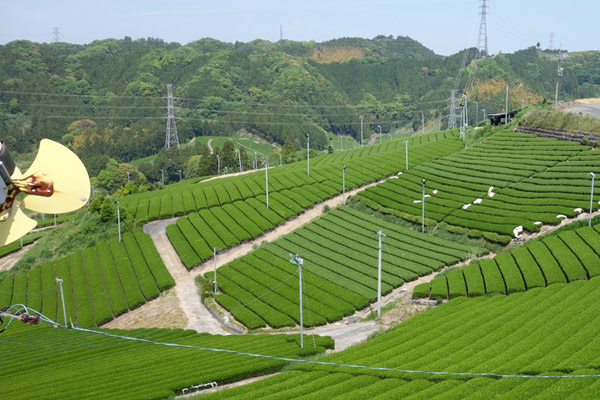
0, 139, 90, 245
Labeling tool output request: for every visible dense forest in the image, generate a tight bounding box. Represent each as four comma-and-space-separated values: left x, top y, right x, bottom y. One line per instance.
1, 35, 599, 182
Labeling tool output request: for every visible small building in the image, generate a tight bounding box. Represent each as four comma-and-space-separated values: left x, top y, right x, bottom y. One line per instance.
487, 110, 519, 125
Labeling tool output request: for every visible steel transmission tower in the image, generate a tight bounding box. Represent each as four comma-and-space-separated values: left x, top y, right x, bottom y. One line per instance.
165, 84, 180, 149
52, 27, 61, 42
448, 90, 457, 129
476, 0, 489, 57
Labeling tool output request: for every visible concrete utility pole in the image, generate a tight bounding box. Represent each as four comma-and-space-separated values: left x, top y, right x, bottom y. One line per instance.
116, 201, 121, 242
591, 172, 596, 227
306, 133, 310, 176
555, 50, 564, 109
463, 94, 468, 128
505, 84, 509, 124
213, 247, 218, 294
165, 84, 180, 149
217, 155, 221, 176
160, 169, 164, 186
360, 115, 364, 147
377, 230, 386, 317
404, 139, 408, 171
55, 278, 68, 327
421, 179, 426, 233
421, 112, 425, 135
264, 161, 269, 209
289, 254, 304, 349
342, 165, 346, 205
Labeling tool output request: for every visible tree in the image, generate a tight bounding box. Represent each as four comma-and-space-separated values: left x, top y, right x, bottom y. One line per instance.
100, 198, 116, 222
282, 137, 296, 155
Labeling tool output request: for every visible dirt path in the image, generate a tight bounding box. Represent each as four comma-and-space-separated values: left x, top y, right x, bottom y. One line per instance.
143, 219, 229, 335
207, 138, 214, 154
0, 244, 33, 272
511, 208, 600, 248
193, 178, 387, 277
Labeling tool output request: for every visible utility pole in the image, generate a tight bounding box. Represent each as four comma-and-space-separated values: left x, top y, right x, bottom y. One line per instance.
404, 139, 408, 171
476, 101, 479, 123
463, 94, 468, 128
377, 230, 386, 317
360, 115, 364, 147
378, 125, 382, 143
55, 278, 68, 327
306, 133, 310, 176
421, 112, 425, 135
116, 201, 121, 242
590, 172, 596, 227
165, 84, 180, 149
505, 84, 509, 124
421, 179, 426, 233
280, 24, 283, 42
264, 161, 269, 209
217, 154, 221, 176
254, 152, 258, 170
213, 247, 218, 294
549, 32, 555, 51
342, 165, 346, 205
289, 254, 304, 348
555, 49, 564, 109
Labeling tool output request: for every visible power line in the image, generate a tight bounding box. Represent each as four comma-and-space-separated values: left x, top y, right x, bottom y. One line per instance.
3, 306, 599, 381
0, 90, 450, 110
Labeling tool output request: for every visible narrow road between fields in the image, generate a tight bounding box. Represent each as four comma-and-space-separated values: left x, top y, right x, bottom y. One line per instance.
144, 219, 229, 335
193, 177, 388, 277
141, 176, 390, 342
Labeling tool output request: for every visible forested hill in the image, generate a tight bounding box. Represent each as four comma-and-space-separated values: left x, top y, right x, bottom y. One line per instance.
0, 35, 599, 175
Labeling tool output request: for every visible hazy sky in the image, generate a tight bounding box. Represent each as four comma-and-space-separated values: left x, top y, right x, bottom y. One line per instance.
1, 0, 597, 55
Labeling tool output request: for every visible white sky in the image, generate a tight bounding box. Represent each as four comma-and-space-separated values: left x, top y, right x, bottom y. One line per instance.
1, 0, 597, 55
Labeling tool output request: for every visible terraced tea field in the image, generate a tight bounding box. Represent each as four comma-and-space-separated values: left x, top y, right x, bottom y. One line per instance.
0, 228, 174, 327
358, 131, 598, 241
203, 278, 600, 399
414, 223, 600, 300
207, 206, 483, 329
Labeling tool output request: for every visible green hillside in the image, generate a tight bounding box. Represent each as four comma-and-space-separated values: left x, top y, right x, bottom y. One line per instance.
1, 37, 599, 178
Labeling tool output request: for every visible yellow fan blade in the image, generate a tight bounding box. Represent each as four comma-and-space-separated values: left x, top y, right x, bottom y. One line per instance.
12, 166, 22, 179
22, 139, 90, 214
0, 207, 37, 246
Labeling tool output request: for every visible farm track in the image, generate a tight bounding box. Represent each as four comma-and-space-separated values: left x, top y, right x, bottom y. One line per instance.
138, 177, 388, 340
144, 219, 229, 335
